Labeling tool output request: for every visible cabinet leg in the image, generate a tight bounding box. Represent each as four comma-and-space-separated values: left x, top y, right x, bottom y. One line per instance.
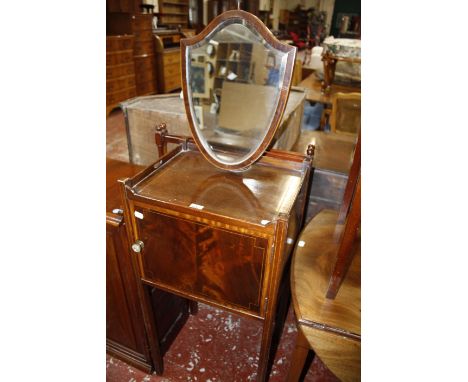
256, 315, 276, 382
286, 329, 310, 382
188, 299, 198, 315
141, 284, 164, 374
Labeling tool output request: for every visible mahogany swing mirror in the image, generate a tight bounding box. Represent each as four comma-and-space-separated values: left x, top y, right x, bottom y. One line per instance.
181, 10, 296, 171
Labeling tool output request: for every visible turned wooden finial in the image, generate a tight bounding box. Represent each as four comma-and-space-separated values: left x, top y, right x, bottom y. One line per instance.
155, 122, 168, 157
307, 143, 315, 158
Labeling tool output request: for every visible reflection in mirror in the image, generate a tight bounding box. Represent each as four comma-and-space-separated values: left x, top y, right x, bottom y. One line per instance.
185, 20, 291, 167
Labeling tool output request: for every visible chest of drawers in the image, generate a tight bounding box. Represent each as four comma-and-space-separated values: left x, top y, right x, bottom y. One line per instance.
106, 35, 137, 115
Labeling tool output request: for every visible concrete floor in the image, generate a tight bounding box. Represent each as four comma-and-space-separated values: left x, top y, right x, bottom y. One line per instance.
106, 109, 340, 382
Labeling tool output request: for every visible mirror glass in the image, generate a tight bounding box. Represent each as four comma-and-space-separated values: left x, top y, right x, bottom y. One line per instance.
185, 18, 291, 167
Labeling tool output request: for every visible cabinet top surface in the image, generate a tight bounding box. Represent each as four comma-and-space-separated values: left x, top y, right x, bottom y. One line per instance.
131, 149, 307, 225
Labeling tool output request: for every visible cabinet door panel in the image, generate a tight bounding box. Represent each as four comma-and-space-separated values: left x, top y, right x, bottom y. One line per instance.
136, 209, 268, 313
106, 224, 140, 351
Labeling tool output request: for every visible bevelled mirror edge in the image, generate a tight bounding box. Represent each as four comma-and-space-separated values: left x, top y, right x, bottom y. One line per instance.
180, 9, 297, 171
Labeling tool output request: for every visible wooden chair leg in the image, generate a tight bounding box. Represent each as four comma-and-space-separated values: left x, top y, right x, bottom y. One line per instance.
287, 328, 310, 382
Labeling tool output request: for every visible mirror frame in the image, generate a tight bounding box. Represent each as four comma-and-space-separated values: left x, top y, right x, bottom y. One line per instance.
181, 10, 297, 171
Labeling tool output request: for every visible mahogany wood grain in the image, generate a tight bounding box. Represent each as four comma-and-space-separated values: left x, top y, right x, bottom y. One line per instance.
326, 176, 360, 299
106, 159, 151, 370
107, 158, 192, 373
180, 10, 297, 171
338, 131, 361, 223
136, 208, 268, 313
106, 36, 137, 115
300, 325, 360, 382
289, 209, 360, 381
286, 329, 311, 382
106, 217, 153, 372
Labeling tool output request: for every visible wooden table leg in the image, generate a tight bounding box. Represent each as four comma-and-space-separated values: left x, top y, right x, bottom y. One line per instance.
256, 221, 290, 382
256, 311, 276, 381
287, 328, 310, 382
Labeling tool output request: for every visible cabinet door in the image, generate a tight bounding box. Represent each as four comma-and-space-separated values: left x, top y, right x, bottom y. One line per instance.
106, 218, 150, 363
135, 208, 268, 314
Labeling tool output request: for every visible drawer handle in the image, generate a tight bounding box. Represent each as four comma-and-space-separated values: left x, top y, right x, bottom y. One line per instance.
131, 240, 144, 253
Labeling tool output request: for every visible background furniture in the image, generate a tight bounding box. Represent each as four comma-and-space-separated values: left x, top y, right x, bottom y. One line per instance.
106, 158, 194, 372
133, 14, 159, 95
107, 36, 137, 115
321, 51, 361, 94
330, 92, 361, 135
107, 0, 141, 13
287, 208, 361, 382
287, 135, 361, 381
157, 0, 190, 28
292, 130, 358, 223
107, 13, 159, 97
298, 73, 360, 129
154, 30, 184, 93
299, 72, 360, 107
120, 88, 306, 165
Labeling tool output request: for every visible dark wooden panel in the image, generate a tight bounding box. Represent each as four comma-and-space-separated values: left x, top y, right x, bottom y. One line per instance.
106, 219, 150, 362
107, 159, 193, 371
150, 288, 190, 354
106, 223, 139, 351
136, 209, 268, 313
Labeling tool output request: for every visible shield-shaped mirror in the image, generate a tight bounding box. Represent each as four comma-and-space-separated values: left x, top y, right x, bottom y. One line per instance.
181, 10, 296, 171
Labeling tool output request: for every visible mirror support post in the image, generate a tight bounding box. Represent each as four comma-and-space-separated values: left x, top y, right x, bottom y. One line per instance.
155, 123, 168, 158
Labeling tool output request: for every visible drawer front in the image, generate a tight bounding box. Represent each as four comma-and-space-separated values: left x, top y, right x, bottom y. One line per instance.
165, 62, 180, 77
106, 75, 136, 93
164, 74, 181, 92
107, 62, 135, 80
163, 51, 180, 66
135, 209, 268, 314
106, 50, 134, 66
107, 36, 134, 51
